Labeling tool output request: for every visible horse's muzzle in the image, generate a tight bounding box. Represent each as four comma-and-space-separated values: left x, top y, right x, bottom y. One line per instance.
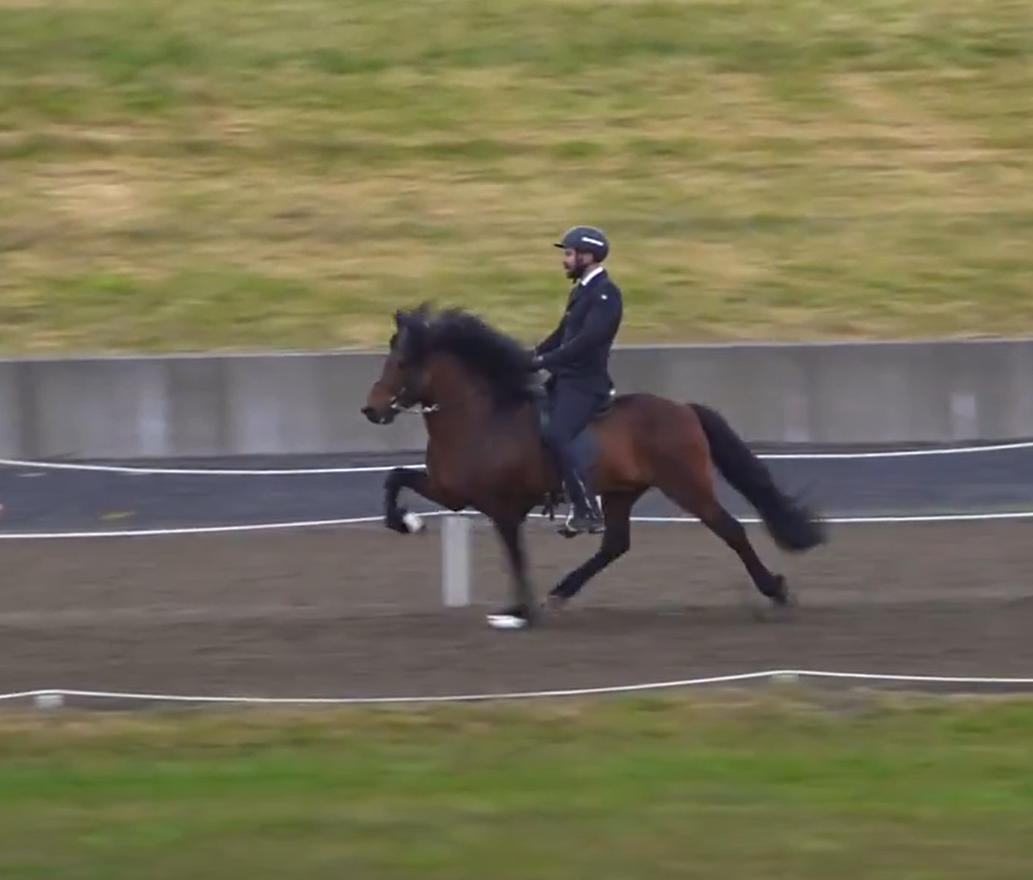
361, 405, 395, 426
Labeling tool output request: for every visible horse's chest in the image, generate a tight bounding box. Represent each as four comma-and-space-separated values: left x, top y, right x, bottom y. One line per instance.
427, 426, 528, 490
425, 437, 480, 494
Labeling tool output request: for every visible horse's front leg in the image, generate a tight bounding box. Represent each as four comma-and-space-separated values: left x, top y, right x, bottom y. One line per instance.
485, 513, 538, 630
383, 466, 464, 534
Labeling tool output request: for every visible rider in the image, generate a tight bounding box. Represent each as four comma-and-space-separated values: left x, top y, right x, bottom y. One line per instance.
529, 225, 623, 535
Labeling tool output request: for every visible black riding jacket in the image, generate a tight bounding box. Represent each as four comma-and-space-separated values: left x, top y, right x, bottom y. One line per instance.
534, 268, 623, 394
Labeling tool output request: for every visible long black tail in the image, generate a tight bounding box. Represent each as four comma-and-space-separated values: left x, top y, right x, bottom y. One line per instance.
690, 402, 827, 553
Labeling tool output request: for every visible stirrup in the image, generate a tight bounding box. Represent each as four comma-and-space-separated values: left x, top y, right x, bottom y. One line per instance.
557, 508, 580, 538
558, 499, 604, 536
569, 513, 605, 535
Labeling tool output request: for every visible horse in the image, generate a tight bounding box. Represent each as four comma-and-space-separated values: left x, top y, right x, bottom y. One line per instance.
360, 302, 827, 629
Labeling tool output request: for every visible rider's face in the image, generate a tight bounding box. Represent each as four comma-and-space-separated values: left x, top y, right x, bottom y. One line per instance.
562, 248, 588, 279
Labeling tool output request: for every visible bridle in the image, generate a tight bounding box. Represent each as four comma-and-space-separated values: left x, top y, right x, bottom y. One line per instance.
386, 324, 439, 415
389, 391, 439, 415
387, 383, 439, 415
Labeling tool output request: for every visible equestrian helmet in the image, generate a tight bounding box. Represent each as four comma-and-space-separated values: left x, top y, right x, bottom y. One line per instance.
554, 225, 610, 261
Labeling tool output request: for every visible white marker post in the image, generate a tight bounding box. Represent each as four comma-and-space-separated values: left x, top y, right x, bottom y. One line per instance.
440, 513, 471, 607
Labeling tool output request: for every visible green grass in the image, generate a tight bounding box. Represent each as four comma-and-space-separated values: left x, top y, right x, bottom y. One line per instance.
2, 692, 1033, 878
1, 0, 1032, 353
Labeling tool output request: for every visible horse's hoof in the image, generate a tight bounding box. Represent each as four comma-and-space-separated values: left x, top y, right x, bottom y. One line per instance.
385, 516, 408, 534
386, 508, 424, 535
402, 511, 426, 533
486, 604, 536, 631
486, 613, 528, 631
767, 574, 792, 608
544, 593, 568, 612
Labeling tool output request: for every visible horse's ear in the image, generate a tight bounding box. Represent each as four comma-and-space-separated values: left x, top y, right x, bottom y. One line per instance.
394, 309, 408, 330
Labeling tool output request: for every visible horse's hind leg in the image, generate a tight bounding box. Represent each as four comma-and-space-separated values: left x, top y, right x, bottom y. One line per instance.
548, 489, 643, 608
702, 500, 789, 607
658, 476, 789, 607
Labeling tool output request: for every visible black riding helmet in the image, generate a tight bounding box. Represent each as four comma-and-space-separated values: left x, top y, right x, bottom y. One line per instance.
554, 225, 610, 262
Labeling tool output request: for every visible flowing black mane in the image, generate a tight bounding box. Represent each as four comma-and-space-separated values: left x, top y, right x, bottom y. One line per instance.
396, 303, 536, 406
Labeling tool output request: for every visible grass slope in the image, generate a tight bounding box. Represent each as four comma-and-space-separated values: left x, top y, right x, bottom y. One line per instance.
1, 693, 1033, 878
1, 0, 1031, 352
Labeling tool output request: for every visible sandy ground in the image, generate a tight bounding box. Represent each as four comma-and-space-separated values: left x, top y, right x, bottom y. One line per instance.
1, 518, 1031, 703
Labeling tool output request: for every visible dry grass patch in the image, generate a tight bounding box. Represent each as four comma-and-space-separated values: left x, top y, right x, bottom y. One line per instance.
1, 0, 1032, 352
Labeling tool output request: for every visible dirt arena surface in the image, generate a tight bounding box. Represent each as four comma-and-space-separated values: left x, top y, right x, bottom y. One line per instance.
2, 518, 1032, 702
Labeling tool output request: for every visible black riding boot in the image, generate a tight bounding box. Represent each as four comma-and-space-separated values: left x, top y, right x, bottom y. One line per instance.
560, 460, 604, 535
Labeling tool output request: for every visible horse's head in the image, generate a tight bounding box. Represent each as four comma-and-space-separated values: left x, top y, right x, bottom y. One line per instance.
361, 306, 435, 425
362, 302, 537, 426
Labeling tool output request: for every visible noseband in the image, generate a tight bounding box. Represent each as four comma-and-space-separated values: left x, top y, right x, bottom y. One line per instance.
389, 387, 439, 415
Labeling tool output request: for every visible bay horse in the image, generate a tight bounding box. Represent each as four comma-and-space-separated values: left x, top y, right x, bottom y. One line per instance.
361, 302, 826, 629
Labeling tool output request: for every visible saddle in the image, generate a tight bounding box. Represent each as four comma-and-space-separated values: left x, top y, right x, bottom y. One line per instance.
530, 375, 615, 525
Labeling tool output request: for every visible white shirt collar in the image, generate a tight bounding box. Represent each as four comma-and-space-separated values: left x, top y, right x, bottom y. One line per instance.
579, 265, 605, 286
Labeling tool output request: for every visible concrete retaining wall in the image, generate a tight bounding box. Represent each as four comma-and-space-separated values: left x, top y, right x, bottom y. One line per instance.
2, 338, 1031, 459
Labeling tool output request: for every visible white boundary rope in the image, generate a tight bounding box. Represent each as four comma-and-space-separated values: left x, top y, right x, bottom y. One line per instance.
2, 438, 1033, 476
3, 507, 1033, 540
0, 460, 407, 476
5, 669, 1033, 707
0, 515, 386, 540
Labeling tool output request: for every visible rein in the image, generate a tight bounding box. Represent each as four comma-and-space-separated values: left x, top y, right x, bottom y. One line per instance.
389, 388, 439, 415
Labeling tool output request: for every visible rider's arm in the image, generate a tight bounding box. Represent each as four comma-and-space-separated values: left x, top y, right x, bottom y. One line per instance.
533, 319, 565, 357
534, 288, 621, 370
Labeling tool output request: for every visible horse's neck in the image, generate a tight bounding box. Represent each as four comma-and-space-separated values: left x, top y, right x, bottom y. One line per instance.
423, 386, 533, 454
425, 357, 536, 444
422, 381, 482, 444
